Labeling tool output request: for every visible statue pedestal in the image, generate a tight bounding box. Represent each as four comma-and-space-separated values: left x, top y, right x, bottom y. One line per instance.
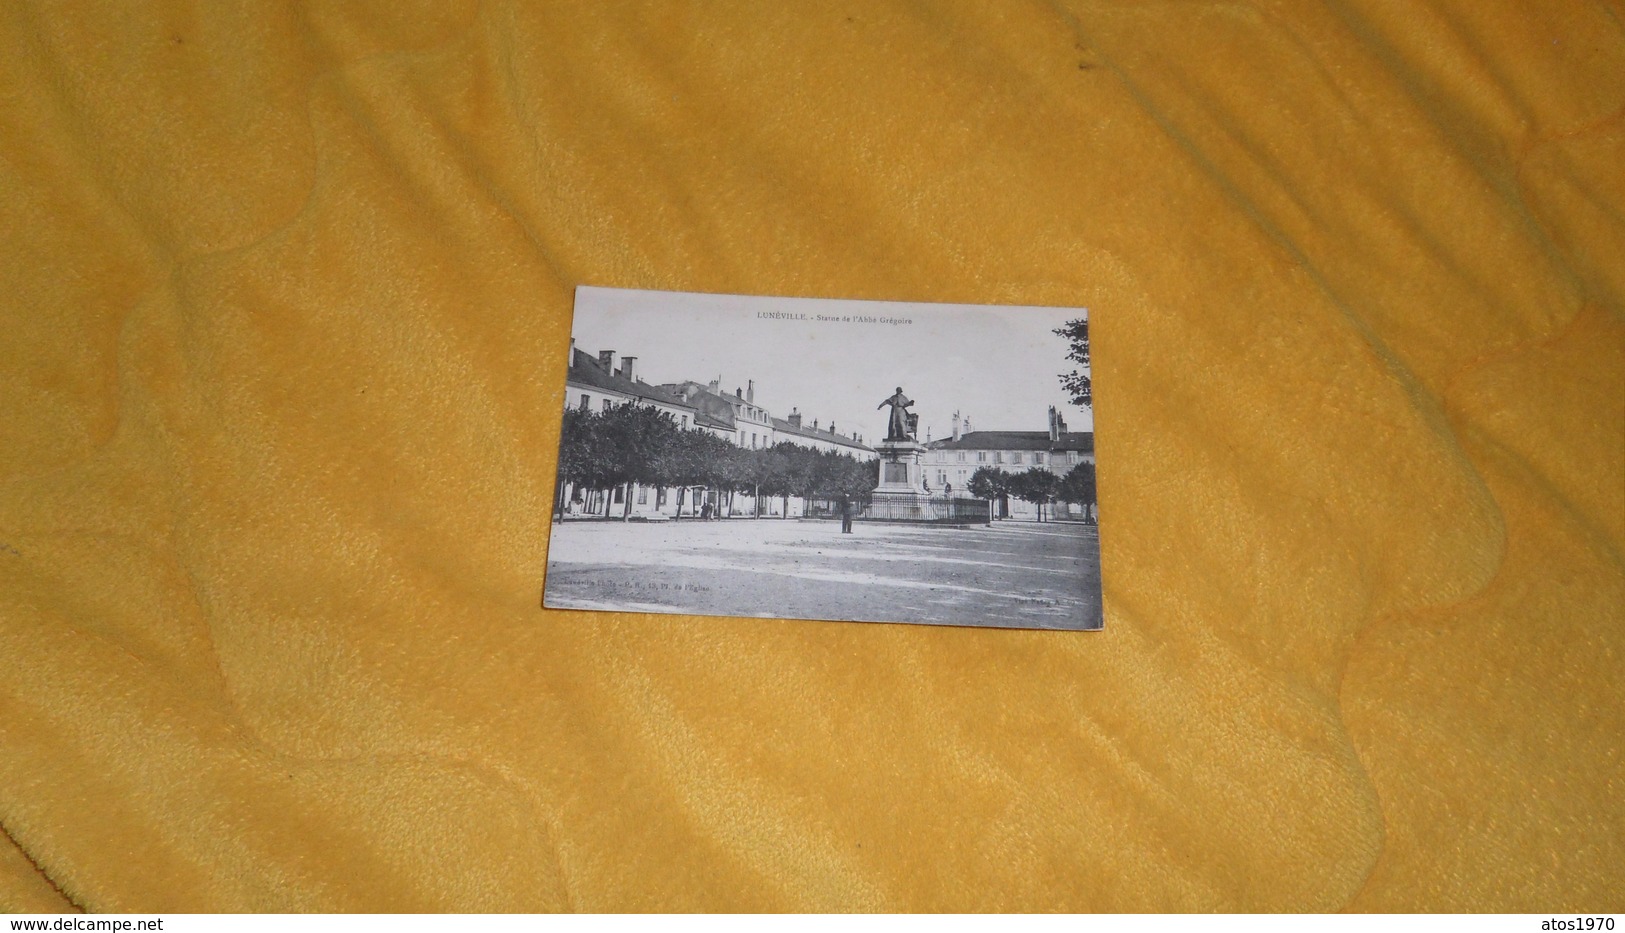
874, 439, 926, 494
868, 439, 942, 521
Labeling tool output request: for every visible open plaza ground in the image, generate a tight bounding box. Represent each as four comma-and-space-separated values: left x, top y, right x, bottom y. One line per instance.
544, 517, 1102, 630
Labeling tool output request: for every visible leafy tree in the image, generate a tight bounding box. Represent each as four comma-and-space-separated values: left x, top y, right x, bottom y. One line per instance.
558, 407, 634, 517
1008, 468, 1060, 522
1057, 460, 1097, 523
558, 406, 884, 525
723, 445, 761, 516
757, 443, 800, 518
788, 447, 828, 506
813, 450, 876, 533
966, 466, 1005, 500
556, 407, 602, 519
1054, 316, 1091, 409
594, 402, 689, 518
820, 451, 876, 499
968, 466, 1012, 518
687, 431, 738, 517
663, 428, 722, 518
559, 404, 728, 519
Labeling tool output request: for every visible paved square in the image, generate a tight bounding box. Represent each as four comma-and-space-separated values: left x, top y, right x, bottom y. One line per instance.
544, 518, 1101, 630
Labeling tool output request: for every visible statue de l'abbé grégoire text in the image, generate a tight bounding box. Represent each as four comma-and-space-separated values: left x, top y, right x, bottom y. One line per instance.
877, 386, 916, 442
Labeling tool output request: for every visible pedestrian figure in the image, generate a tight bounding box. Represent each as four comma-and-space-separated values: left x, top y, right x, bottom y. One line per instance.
839, 497, 854, 534
701, 502, 712, 521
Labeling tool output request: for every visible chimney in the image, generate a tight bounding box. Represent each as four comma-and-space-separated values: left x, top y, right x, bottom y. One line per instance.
708, 378, 720, 393
952, 411, 961, 442
788, 408, 802, 429
619, 356, 637, 381
813, 419, 819, 430
735, 387, 743, 398
829, 422, 836, 435
963, 416, 972, 434
926, 427, 932, 442
570, 337, 576, 361
1058, 413, 1068, 435
1048, 406, 1059, 443
747, 380, 754, 404
598, 350, 615, 371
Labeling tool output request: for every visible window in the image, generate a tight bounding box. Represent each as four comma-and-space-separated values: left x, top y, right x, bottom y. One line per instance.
977, 451, 987, 462
1013, 453, 1024, 465
957, 452, 965, 462
681, 415, 688, 427
994, 452, 1003, 463
1035, 452, 1045, 464
602, 399, 611, 412
578, 394, 590, 411
637, 487, 648, 505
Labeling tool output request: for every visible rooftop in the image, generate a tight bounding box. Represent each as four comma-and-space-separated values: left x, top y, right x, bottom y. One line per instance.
567, 349, 696, 412
770, 416, 874, 452
928, 431, 1094, 453
655, 382, 741, 432
692, 409, 735, 432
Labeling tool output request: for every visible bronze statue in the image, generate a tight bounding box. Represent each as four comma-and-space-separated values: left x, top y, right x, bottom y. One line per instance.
877, 387, 915, 441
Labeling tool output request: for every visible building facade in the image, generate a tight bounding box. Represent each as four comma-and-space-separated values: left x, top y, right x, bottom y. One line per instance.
565, 345, 699, 428
924, 408, 1095, 519
771, 409, 877, 460
561, 347, 876, 520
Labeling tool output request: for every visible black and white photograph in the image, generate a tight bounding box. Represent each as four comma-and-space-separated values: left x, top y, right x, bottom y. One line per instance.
543, 287, 1102, 631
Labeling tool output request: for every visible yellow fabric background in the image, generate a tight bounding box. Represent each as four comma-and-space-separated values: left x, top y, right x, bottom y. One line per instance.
2, 0, 1621, 912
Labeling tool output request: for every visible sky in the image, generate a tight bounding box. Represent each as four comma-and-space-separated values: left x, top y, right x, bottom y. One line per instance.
568, 287, 1093, 445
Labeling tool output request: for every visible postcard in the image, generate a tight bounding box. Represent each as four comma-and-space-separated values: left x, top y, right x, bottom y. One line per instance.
543, 287, 1101, 631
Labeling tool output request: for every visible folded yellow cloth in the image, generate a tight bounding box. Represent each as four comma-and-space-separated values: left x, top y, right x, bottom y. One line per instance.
1, 0, 1620, 912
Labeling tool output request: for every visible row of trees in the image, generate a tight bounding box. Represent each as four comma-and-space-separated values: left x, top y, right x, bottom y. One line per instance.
557, 404, 878, 521
558, 403, 1097, 524
966, 462, 1096, 522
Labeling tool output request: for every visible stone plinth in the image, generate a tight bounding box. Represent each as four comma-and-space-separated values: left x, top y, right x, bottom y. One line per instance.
874, 439, 927, 494
868, 438, 941, 521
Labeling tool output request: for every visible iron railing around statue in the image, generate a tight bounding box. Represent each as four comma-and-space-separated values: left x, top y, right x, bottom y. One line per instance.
802, 495, 991, 524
